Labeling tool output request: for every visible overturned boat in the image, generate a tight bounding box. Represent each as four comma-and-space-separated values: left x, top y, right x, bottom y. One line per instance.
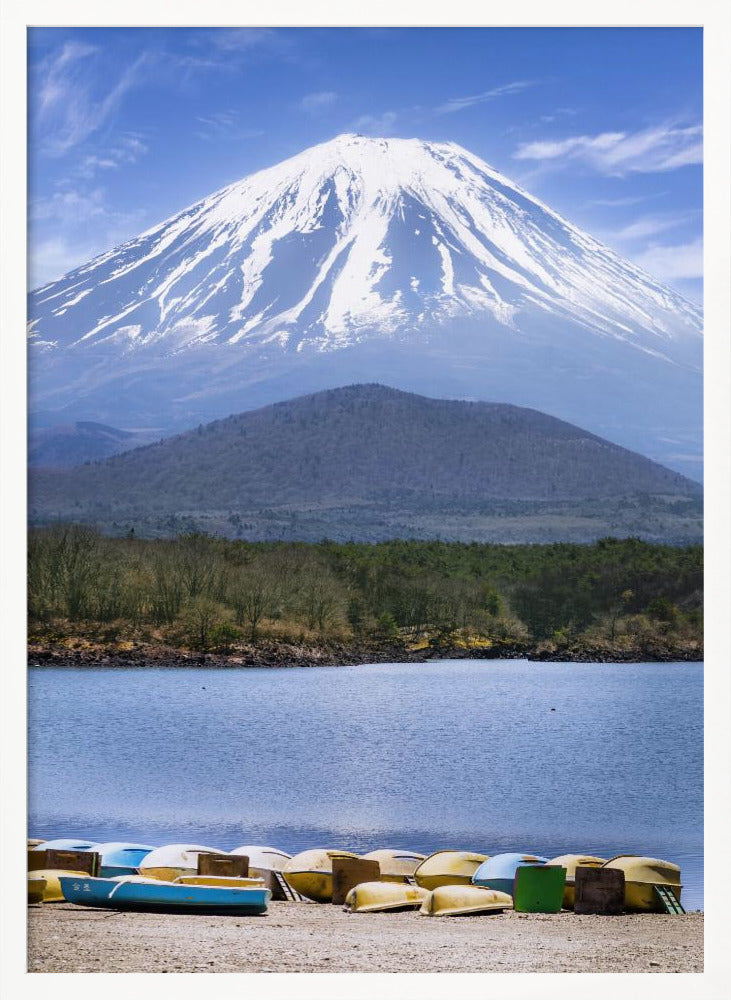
547, 854, 606, 909
282, 849, 358, 903
26, 869, 91, 902
421, 884, 513, 916
29, 838, 97, 853
345, 881, 430, 913
138, 843, 225, 881
27, 876, 46, 904
472, 853, 548, 895
360, 849, 425, 883
602, 855, 682, 912
59, 874, 271, 915
230, 845, 291, 878
414, 850, 489, 890
93, 842, 155, 878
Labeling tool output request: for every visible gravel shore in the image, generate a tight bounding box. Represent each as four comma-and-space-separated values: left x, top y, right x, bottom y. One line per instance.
27, 901, 703, 974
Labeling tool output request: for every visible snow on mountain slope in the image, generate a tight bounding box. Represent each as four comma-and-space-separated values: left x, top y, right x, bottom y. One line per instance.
27, 134, 702, 476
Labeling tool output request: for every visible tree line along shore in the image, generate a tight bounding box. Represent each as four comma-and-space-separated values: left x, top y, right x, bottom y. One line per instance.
28, 527, 703, 666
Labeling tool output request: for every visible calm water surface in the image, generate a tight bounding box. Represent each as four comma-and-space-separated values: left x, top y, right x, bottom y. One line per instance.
28, 659, 703, 909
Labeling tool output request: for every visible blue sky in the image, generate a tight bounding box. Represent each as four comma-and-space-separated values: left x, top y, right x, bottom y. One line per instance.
28, 26, 703, 301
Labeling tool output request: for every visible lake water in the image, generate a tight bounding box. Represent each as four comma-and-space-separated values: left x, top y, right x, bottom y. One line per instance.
28, 659, 703, 909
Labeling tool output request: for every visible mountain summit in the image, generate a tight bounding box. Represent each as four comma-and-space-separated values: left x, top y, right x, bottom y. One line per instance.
28, 134, 702, 475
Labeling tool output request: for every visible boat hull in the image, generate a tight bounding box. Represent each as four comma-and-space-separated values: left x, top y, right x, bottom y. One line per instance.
360, 849, 426, 883
547, 855, 606, 909
138, 844, 224, 883
472, 853, 549, 896
283, 849, 358, 903
414, 851, 488, 891
421, 885, 513, 917
28, 877, 47, 904
602, 856, 682, 912
59, 876, 271, 915
345, 881, 430, 913
30, 869, 90, 902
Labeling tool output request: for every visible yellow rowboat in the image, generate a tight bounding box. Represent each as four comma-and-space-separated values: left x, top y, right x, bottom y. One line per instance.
27, 839, 46, 848
547, 854, 607, 909
345, 881, 430, 913
360, 849, 426, 883
138, 843, 225, 882
414, 850, 489, 890
29, 870, 88, 902
174, 875, 267, 889
283, 849, 358, 903
602, 855, 682, 912
421, 885, 513, 917
230, 845, 291, 880
28, 876, 47, 904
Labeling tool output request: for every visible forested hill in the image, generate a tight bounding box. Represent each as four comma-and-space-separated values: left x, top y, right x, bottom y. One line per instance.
29, 385, 702, 544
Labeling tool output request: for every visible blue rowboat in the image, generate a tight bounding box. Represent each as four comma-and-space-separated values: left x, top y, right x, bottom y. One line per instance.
59, 875, 271, 915
472, 853, 549, 896
93, 842, 155, 878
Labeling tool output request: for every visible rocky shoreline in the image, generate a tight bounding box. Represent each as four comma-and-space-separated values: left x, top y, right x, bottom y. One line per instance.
27, 635, 702, 669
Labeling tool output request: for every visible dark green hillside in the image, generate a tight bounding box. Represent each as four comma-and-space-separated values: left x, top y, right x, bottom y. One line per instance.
29, 385, 702, 544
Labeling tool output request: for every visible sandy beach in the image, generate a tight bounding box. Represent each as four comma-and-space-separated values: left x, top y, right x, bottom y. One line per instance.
27, 900, 703, 974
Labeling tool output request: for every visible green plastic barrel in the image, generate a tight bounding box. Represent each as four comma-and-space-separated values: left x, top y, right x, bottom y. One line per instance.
513, 865, 567, 913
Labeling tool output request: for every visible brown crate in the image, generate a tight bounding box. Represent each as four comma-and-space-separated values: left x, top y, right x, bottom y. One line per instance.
28, 849, 47, 872
331, 857, 381, 905
197, 853, 249, 877
44, 849, 99, 876
574, 866, 625, 915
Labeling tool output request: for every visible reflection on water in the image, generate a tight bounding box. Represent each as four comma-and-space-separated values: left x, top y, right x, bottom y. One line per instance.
28, 659, 703, 909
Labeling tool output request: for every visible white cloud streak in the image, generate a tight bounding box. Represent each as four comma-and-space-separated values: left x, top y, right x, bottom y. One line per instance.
609, 212, 695, 242
351, 111, 398, 135
435, 80, 534, 115
300, 91, 338, 114
29, 185, 146, 288
514, 123, 703, 176
633, 238, 703, 280
77, 133, 149, 178
33, 41, 151, 155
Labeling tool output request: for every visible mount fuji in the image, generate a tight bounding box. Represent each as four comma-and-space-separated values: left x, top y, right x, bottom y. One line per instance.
28, 134, 702, 477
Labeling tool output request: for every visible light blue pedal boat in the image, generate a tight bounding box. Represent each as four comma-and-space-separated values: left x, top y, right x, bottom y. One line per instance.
472, 853, 549, 896
93, 842, 156, 878
59, 875, 271, 915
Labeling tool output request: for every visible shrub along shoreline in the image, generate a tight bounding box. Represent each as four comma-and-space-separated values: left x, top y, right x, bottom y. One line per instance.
28, 528, 702, 666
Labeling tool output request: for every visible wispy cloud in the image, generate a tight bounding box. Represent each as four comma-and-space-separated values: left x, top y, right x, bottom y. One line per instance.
513, 123, 703, 176
589, 193, 668, 208
206, 27, 291, 55
435, 80, 534, 115
30, 186, 108, 225
33, 41, 152, 155
608, 212, 697, 242
29, 190, 147, 289
351, 111, 398, 135
76, 133, 149, 178
193, 110, 263, 142
300, 91, 338, 115
633, 238, 703, 280
29, 175, 148, 288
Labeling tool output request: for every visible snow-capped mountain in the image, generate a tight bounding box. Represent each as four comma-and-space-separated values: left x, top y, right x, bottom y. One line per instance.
28, 133, 702, 476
